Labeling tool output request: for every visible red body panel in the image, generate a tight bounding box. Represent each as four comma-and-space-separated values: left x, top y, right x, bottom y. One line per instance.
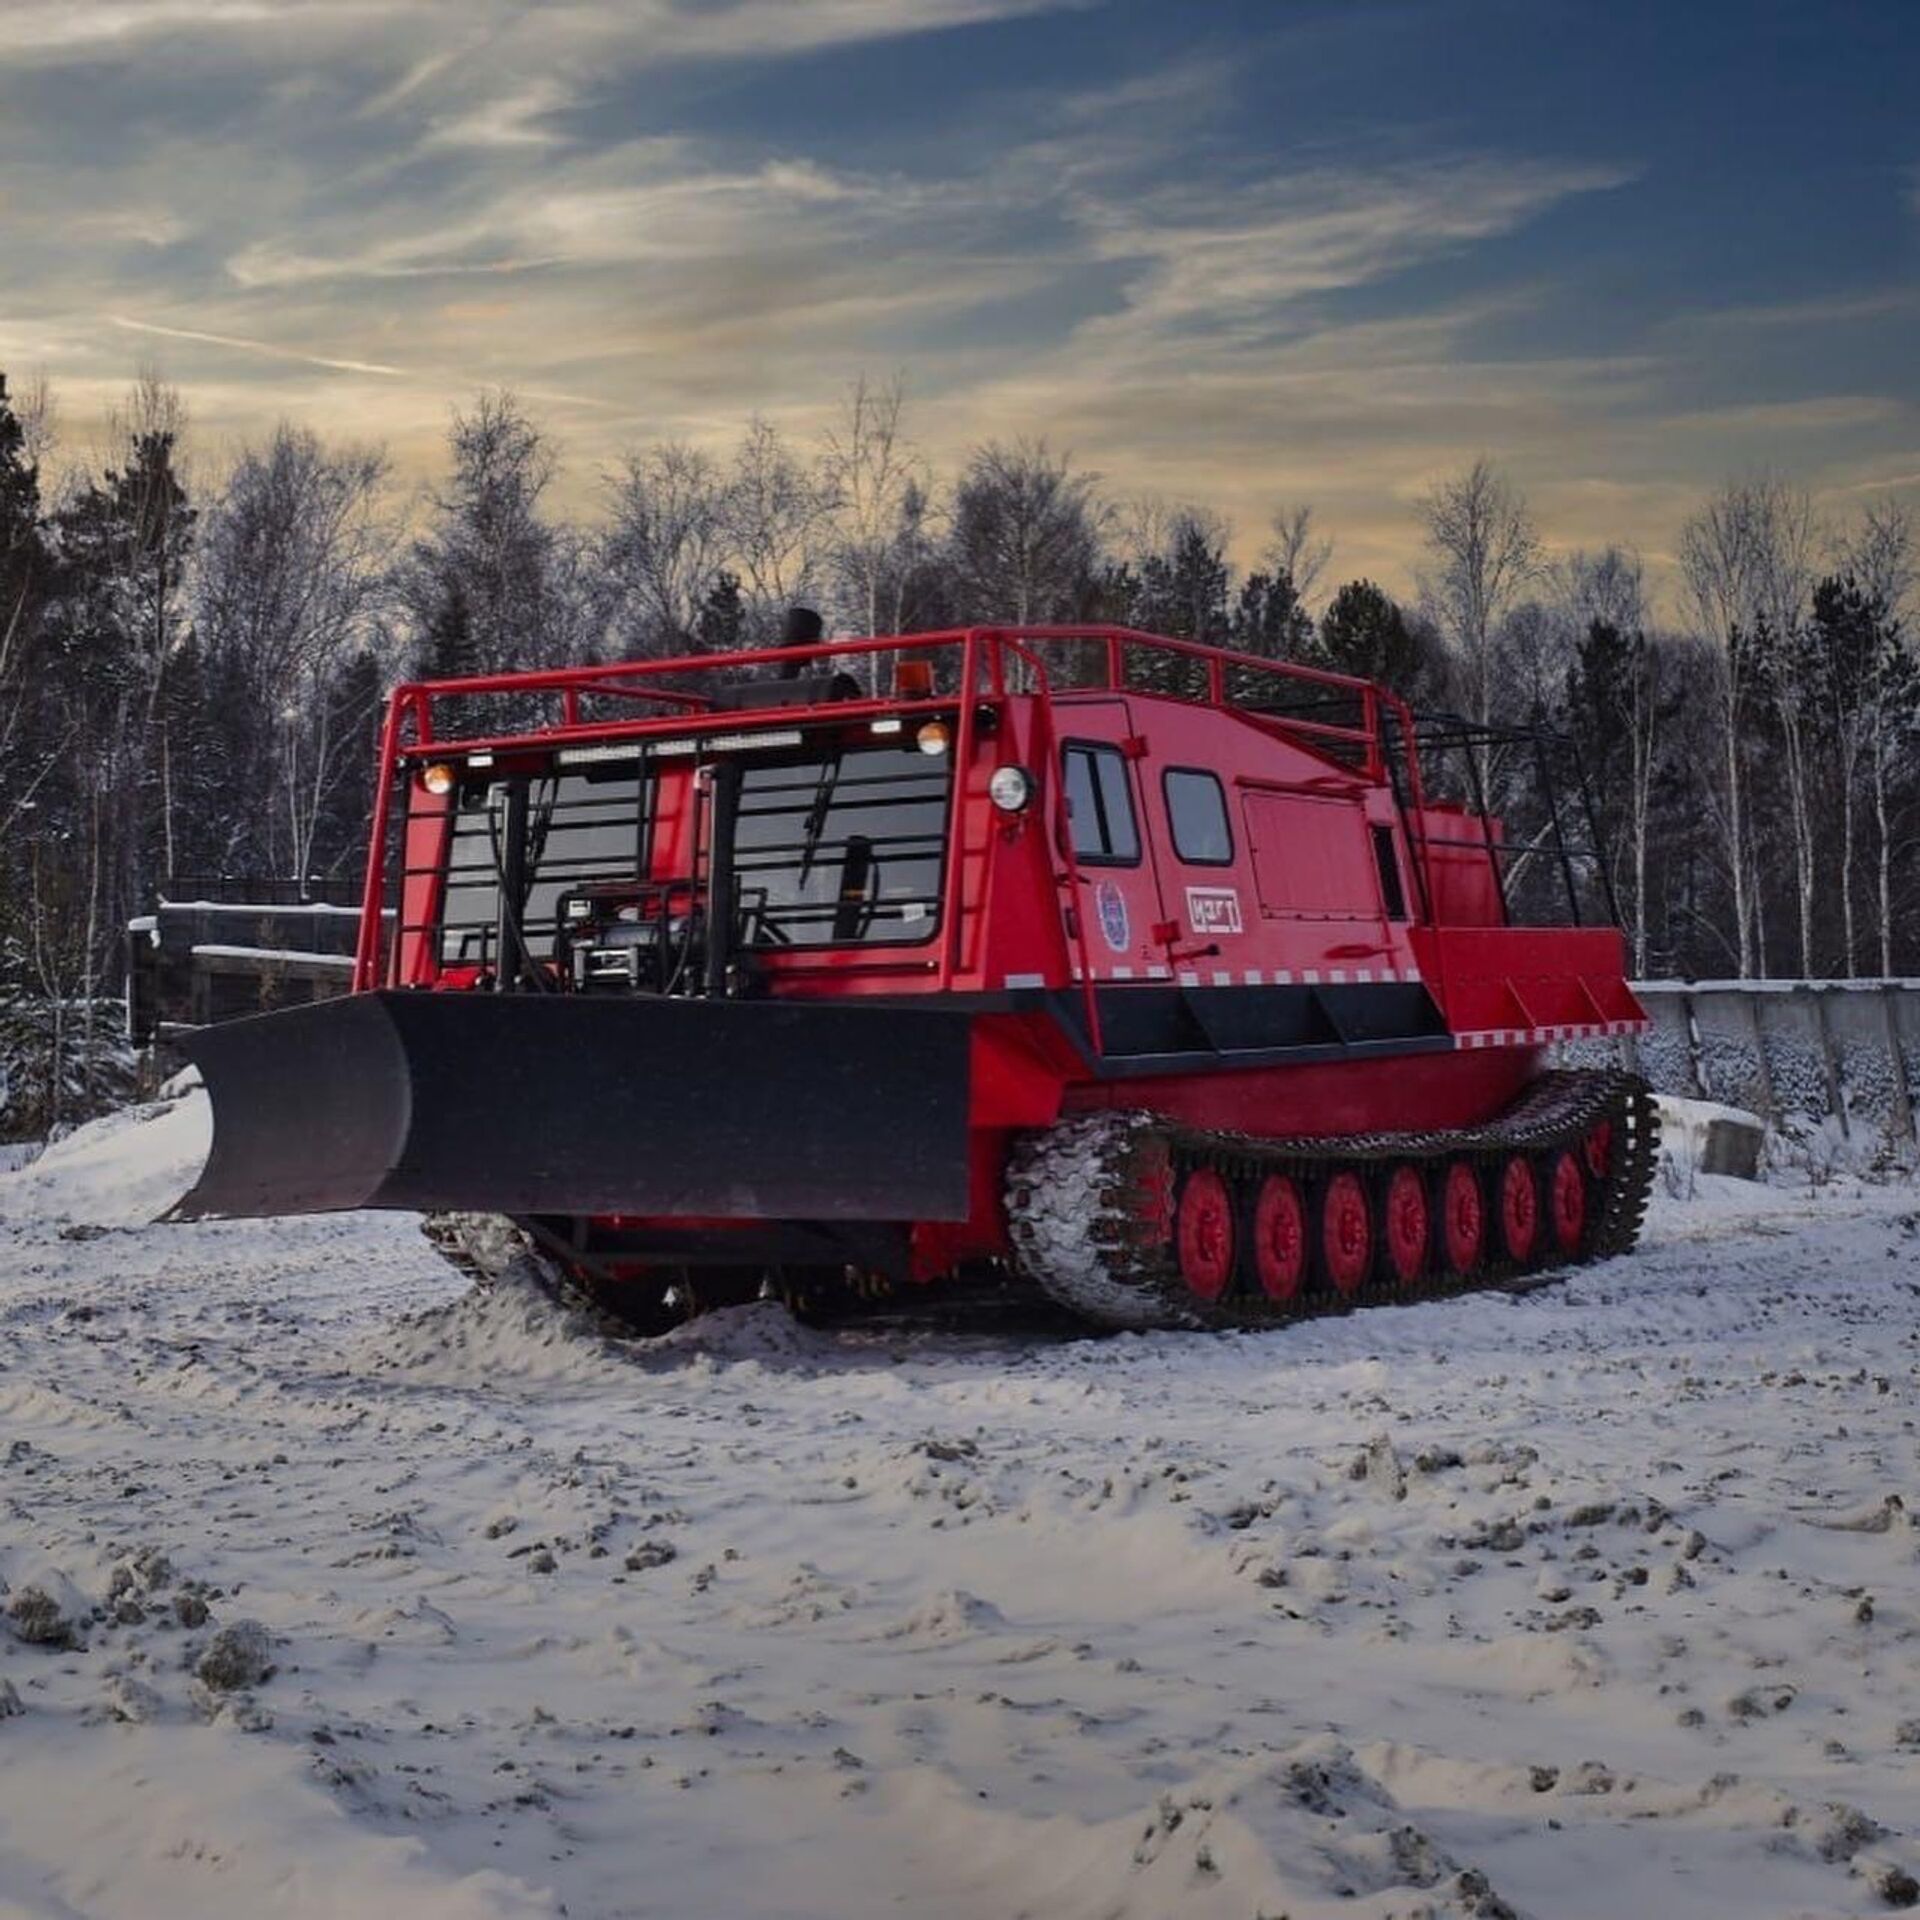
351, 626, 1648, 1280
1062, 1046, 1540, 1137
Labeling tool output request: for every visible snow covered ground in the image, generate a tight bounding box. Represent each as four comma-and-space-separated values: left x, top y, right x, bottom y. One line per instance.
3, 1091, 1920, 1919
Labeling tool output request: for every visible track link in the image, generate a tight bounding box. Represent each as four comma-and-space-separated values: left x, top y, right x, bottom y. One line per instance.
1005, 1069, 1658, 1331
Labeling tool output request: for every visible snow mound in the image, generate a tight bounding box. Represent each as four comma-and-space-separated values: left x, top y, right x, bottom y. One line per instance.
648, 1299, 840, 1369
0, 1087, 210, 1226
358, 1264, 640, 1389
880, 1586, 1007, 1643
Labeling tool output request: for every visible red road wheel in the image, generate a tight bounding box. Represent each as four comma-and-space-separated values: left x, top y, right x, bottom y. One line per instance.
1547, 1148, 1588, 1255
1497, 1154, 1540, 1265
1318, 1170, 1374, 1297
1251, 1173, 1309, 1303
1383, 1164, 1430, 1287
1175, 1167, 1236, 1303
1583, 1119, 1614, 1180
1441, 1161, 1485, 1275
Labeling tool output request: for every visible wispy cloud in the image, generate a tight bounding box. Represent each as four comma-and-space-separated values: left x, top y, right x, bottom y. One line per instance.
7, 0, 295, 55
220, 146, 910, 287
623, 0, 1095, 62
356, 48, 464, 119
7, 0, 1090, 65
109, 315, 406, 378
420, 76, 578, 152
0, 0, 1912, 596
1072, 158, 1636, 347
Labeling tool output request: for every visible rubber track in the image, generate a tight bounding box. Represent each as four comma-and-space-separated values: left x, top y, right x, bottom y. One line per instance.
1004, 1069, 1659, 1332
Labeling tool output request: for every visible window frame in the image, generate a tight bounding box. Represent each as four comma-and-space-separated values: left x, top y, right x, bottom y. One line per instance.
1160, 765, 1235, 867
731, 744, 953, 951
1060, 740, 1143, 869
433, 743, 957, 966
1370, 821, 1409, 921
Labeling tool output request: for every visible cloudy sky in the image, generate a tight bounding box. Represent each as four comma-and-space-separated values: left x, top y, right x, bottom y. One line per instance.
2, 0, 1916, 594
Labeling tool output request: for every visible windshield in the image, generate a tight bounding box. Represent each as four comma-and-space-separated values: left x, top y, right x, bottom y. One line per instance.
735, 743, 950, 947
433, 739, 951, 968
440, 768, 647, 966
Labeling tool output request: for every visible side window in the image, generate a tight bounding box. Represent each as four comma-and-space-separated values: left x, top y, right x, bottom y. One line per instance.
1163, 769, 1233, 865
1372, 823, 1409, 919
1062, 744, 1140, 866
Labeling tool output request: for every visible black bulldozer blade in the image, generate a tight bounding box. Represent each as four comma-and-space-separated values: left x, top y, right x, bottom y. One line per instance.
174, 990, 972, 1223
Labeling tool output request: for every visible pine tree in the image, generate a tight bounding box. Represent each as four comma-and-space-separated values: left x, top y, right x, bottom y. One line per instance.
1317, 581, 1424, 692
0, 372, 42, 593
0, 372, 48, 999
311, 648, 384, 883
1128, 520, 1229, 697
695, 571, 747, 653
419, 577, 476, 681
40, 424, 195, 940
1231, 569, 1313, 659
1085, 560, 1139, 628
1136, 521, 1230, 644
0, 370, 48, 820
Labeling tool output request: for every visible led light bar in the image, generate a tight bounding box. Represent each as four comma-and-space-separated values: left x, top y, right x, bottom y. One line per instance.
556, 741, 647, 768
650, 729, 804, 757
557, 724, 807, 768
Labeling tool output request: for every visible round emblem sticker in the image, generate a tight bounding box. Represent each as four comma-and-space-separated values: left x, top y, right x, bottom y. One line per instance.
1094, 879, 1131, 955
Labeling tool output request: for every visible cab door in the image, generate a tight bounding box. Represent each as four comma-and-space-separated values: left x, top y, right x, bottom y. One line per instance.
1056, 699, 1171, 983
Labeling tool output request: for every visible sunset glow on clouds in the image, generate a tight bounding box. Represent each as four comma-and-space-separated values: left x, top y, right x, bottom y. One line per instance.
2, 0, 1915, 594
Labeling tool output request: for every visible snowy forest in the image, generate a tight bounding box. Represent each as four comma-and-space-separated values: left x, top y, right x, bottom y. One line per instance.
0, 365, 1915, 1125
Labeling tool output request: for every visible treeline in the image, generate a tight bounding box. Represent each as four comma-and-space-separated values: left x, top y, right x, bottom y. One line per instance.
1, 368, 1916, 1123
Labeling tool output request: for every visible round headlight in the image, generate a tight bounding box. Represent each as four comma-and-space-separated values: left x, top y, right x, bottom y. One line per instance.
916, 721, 950, 756
989, 764, 1035, 813
421, 762, 456, 795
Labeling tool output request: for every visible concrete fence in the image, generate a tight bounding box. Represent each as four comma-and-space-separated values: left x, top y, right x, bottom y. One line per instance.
1589, 980, 1920, 1153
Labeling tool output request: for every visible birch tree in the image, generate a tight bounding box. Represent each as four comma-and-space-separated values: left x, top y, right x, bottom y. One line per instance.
601, 440, 732, 654
1679, 484, 1763, 976
195, 424, 393, 878
1679, 479, 1822, 976
1417, 459, 1539, 732
405, 391, 569, 676
1263, 504, 1333, 613
1826, 502, 1917, 975
725, 417, 827, 640
948, 439, 1104, 625
820, 375, 921, 685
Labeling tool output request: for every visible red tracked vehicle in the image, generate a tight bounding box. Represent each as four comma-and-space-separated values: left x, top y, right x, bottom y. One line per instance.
177, 624, 1657, 1330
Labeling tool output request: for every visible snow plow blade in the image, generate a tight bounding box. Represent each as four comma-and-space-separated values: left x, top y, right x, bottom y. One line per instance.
173, 990, 972, 1222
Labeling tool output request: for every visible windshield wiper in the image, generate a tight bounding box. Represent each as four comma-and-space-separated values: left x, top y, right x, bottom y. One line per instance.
796, 750, 843, 887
